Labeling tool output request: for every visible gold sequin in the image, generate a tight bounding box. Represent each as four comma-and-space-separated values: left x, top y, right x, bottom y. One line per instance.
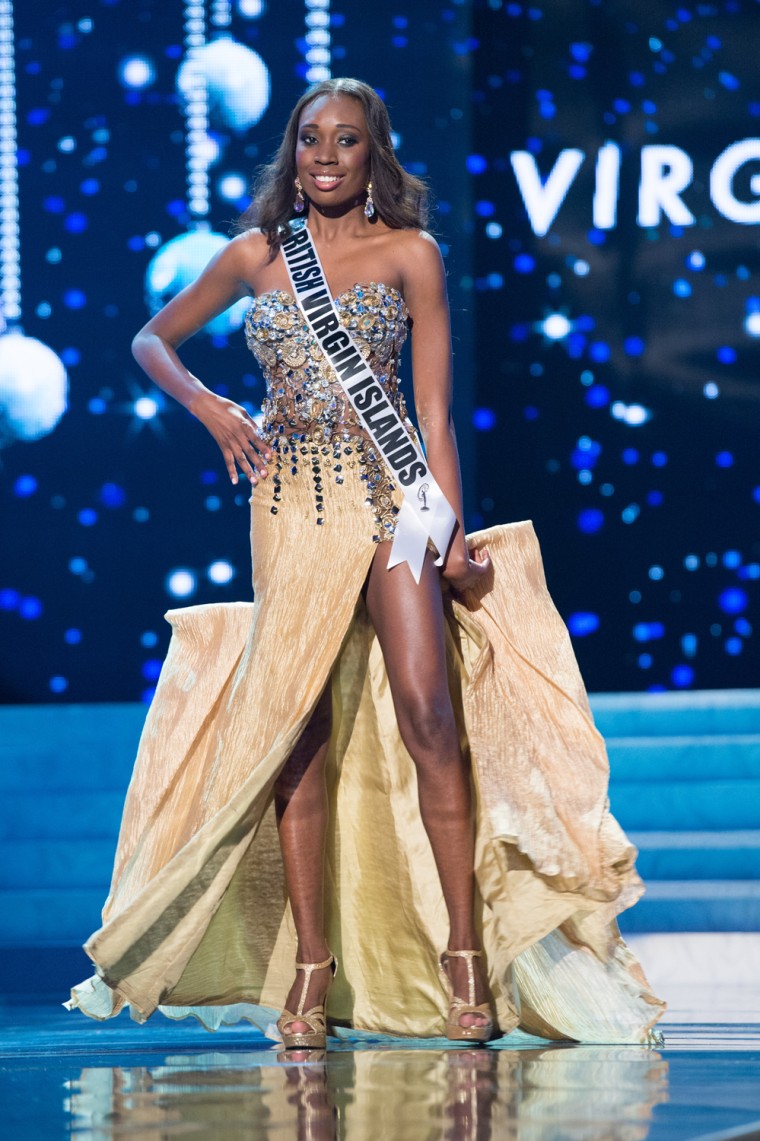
272, 311, 297, 330
282, 344, 307, 368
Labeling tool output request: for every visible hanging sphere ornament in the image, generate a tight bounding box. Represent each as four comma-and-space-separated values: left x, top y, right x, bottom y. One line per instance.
176, 38, 270, 132
0, 330, 68, 448
145, 230, 250, 337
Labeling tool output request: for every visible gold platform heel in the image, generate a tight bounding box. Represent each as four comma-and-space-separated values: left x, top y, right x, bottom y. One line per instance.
439, 949, 494, 1043
277, 954, 336, 1050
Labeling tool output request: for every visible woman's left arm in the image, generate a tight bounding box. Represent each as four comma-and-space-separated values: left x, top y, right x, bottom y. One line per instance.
401, 232, 490, 591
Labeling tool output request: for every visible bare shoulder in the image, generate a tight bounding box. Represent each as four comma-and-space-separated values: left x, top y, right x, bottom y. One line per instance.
389, 228, 441, 262
224, 228, 272, 279
391, 230, 446, 302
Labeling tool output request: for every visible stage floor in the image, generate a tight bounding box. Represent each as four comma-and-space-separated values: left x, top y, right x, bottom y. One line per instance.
1, 1004, 758, 1140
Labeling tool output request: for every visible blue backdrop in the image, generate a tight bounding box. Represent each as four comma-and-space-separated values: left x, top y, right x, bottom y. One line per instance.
0, 0, 757, 701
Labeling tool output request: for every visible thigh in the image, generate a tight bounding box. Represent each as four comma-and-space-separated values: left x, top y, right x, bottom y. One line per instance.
363, 541, 450, 707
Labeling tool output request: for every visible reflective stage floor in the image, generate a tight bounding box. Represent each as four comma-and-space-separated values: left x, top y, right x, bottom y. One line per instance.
2, 1004, 759, 1140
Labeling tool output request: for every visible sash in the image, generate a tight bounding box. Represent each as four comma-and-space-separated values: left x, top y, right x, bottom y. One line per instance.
280, 221, 456, 583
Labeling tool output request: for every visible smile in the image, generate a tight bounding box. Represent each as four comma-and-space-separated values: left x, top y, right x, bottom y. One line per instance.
310, 173, 344, 189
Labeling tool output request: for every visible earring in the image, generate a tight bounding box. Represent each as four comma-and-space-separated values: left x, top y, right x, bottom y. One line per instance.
294, 177, 305, 214
364, 180, 375, 219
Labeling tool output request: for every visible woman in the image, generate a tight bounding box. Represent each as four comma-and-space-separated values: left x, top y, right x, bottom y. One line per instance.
67, 79, 664, 1048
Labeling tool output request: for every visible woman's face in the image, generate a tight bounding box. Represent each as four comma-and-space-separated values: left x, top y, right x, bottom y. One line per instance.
295, 93, 371, 212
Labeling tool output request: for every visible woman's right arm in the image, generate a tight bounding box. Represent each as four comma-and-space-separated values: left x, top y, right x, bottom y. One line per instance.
131, 231, 272, 486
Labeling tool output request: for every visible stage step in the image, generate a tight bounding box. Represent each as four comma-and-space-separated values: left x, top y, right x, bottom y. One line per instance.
1, 791, 127, 840
630, 830, 760, 881
0, 840, 118, 889
590, 688, 760, 738
605, 735, 760, 781
0, 692, 758, 961
620, 882, 760, 933
607, 779, 760, 831
0, 889, 105, 945
0, 703, 145, 791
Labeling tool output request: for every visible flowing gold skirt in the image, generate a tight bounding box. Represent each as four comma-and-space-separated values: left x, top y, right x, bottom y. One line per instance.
67, 445, 665, 1043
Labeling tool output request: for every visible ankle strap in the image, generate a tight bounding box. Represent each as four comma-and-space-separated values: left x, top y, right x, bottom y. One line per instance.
444, 949, 482, 960
295, 954, 334, 972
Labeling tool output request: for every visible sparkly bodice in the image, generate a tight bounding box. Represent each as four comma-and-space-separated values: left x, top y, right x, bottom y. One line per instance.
244, 282, 410, 442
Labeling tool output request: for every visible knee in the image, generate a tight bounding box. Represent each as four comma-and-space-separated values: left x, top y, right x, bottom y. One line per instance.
274, 747, 328, 816
274, 699, 331, 805
396, 688, 457, 758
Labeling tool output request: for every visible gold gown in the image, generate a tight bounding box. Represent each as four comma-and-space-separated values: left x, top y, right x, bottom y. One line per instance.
67, 283, 665, 1044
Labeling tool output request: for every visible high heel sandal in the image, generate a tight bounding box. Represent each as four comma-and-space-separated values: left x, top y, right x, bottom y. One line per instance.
277, 954, 336, 1050
439, 949, 494, 1043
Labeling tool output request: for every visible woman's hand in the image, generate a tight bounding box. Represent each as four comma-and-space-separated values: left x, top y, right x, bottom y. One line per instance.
189, 390, 272, 485
441, 546, 492, 593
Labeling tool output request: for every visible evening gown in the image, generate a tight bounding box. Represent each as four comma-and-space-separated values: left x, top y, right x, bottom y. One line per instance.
67, 283, 665, 1044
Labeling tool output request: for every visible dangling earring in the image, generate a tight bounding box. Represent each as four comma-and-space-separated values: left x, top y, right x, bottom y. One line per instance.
294, 177, 305, 214
364, 179, 375, 219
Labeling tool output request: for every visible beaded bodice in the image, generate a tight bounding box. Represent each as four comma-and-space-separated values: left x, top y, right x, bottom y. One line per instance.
244, 282, 410, 442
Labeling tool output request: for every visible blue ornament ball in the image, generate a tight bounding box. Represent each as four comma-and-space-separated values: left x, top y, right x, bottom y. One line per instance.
145, 230, 250, 336
0, 331, 68, 447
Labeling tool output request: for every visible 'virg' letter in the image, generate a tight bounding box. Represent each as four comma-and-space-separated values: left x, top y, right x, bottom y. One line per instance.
710, 138, 760, 224
510, 149, 585, 237
638, 145, 695, 227
593, 143, 622, 230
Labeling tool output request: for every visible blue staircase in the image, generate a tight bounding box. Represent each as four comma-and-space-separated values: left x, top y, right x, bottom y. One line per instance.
0, 704, 145, 994
597, 689, 760, 934
0, 691, 758, 995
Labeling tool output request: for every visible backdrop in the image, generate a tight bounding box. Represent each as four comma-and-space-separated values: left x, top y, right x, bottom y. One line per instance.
1, 0, 757, 701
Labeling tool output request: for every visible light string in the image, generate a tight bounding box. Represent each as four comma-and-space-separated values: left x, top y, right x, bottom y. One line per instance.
0, 0, 66, 452
210, 0, 232, 27
0, 0, 20, 327
183, 0, 210, 222
304, 0, 331, 83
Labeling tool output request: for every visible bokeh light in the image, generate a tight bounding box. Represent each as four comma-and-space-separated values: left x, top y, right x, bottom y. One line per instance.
118, 55, 156, 90
166, 569, 197, 599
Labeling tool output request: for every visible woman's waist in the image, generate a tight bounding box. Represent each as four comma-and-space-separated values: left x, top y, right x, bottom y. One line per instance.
261, 410, 418, 450
259, 385, 411, 442
262, 419, 373, 447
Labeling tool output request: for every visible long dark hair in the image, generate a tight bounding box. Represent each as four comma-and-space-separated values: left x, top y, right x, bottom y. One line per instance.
236, 78, 429, 248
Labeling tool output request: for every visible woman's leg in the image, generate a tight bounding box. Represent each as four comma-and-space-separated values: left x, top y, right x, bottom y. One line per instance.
364, 543, 489, 1025
274, 685, 334, 1034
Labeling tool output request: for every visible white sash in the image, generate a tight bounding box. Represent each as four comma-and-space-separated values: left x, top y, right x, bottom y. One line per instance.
280, 221, 456, 583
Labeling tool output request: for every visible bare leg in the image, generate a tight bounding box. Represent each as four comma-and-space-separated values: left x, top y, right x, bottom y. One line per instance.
364, 543, 490, 1027
275, 686, 334, 1036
